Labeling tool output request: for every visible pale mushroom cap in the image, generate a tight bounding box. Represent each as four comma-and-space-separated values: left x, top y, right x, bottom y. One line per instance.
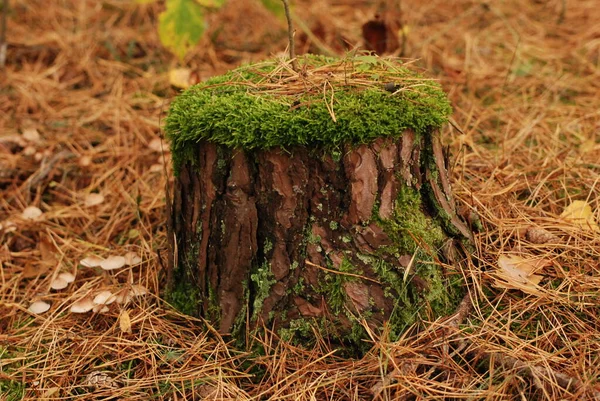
100, 256, 126, 271
70, 298, 95, 313
58, 272, 76, 283
93, 290, 116, 305
28, 301, 51, 314
50, 278, 68, 290
123, 252, 142, 266
84, 193, 105, 207
80, 255, 104, 268
22, 206, 43, 220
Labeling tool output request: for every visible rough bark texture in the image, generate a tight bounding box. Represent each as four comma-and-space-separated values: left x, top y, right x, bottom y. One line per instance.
169, 129, 471, 348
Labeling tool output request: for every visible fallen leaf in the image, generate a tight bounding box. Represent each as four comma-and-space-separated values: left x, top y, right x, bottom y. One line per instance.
40, 387, 60, 398
119, 310, 132, 334
84, 371, 119, 389
100, 255, 126, 270
84, 193, 105, 207
28, 300, 51, 314
39, 235, 58, 264
526, 227, 560, 244
169, 68, 192, 89
560, 200, 600, 232
80, 255, 103, 267
21, 206, 43, 220
494, 254, 549, 295
22, 262, 50, 278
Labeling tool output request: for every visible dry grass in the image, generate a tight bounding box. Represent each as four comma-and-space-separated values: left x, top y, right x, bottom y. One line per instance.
1, 0, 600, 400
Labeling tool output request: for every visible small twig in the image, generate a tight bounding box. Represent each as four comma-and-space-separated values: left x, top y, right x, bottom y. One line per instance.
280, 0, 298, 72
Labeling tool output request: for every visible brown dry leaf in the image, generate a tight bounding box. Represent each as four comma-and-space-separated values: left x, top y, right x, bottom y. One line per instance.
39, 235, 58, 262
526, 227, 560, 244
22, 262, 50, 278
169, 68, 192, 89
40, 387, 60, 399
560, 200, 600, 232
28, 300, 51, 314
119, 309, 132, 334
494, 254, 549, 295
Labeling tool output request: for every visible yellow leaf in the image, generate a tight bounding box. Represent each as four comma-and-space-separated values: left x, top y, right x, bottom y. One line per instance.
560, 200, 600, 232
119, 310, 132, 334
169, 68, 191, 89
195, 0, 226, 8
158, 0, 206, 60
494, 254, 548, 295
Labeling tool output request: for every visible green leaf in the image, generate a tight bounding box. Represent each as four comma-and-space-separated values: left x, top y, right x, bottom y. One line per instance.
195, 0, 226, 8
260, 0, 286, 21
159, 0, 206, 60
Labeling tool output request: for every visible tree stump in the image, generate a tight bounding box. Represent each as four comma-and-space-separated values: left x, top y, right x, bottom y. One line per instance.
165, 55, 472, 350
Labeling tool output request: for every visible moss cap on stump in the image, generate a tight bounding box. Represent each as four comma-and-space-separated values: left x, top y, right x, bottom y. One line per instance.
165, 54, 453, 172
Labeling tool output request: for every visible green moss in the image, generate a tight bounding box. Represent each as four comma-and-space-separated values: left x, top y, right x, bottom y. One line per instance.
377, 186, 446, 255
165, 54, 452, 174
250, 260, 276, 320
316, 257, 357, 313
166, 274, 200, 317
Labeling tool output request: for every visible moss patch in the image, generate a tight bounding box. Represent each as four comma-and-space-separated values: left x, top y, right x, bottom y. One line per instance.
165, 54, 452, 174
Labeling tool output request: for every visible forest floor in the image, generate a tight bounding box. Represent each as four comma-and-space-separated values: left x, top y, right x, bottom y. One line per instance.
1, 0, 600, 400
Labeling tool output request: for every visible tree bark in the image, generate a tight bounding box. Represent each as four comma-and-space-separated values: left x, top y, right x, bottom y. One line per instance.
168, 128, 471, 348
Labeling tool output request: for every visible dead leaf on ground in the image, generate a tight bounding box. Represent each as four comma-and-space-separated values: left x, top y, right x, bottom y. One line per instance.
22, 262, 50, 278
169, 68, 192, 89
119, 309, 132, 334
493, 254, 550, 295
560, 200, 600, 232
526, 227, 560, 244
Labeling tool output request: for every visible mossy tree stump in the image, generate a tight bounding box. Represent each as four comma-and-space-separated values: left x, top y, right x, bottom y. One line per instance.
165, 55, 472, 349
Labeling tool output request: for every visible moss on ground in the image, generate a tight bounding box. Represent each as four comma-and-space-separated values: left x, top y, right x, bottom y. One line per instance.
165, 54, 452, 174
